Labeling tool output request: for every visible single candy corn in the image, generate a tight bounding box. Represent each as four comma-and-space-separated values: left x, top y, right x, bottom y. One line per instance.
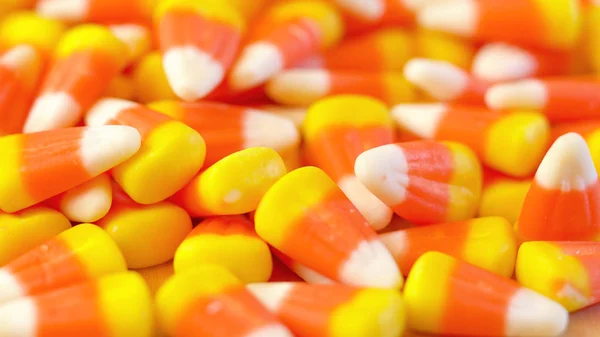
109, 23, 152, 66
415, 28, 475, 70
0, 126, 141, 213
303, 95, 395, 229
0, 12, 66, 59
174, 216, 272, 283
132, 51, 178, 103
405, 251, 569, 337
486, 77, 600, 123
0, 272, 153, 337
0, 224, 127, 304
478, 169, 531, 224
404, 58, 489, 105
248, 282, 406, 337
0, 206, 70, 266
517, 241, 600, 312
155, 0, 245, 101
271, 249, 335, 284
156, 265, 294, 337
148, 100, 299, 167
551, 120, 600, 174
256, 166, 402, 288
87, 98, 205, 204
36, 0, 160, 23
45, 173, 112, 223
472, 43, 578, 82
392, 103, 550, 177
380, 217, 516, 277
98, 201, 192, 269
516, 133, 600, 242
355, 140, 482, 225
230, 0, 344, 90
267, 69, 415, 106
418, 0, 581, 50
172, 147, 288, 217
0, 45, 42, 136
24, 25, 128, 132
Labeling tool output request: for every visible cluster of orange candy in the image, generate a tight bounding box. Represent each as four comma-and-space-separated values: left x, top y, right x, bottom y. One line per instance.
0, 0, 599, 336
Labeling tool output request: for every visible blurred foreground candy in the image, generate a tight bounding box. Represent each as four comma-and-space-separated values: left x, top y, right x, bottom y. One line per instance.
36, 0, 159, 23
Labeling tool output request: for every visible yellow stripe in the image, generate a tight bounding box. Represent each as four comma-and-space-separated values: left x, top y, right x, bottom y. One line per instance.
462, 217, 517, 277
0, 12, 66, 54
444, 141, 482, 222
155, 0, 245, 31
532, 0, 581, 49
0, 134, 33, 213
377, 29, 415, 72
478, 179, 531, 224
382, 74, 416, 106
55, 24, 128, 68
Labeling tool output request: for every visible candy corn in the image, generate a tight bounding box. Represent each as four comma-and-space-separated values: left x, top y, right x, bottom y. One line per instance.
392, 103, 550, 177
404, 58, 489, 105
255, 166, 402, 288
0, 12, 66, 59
0, 207, 70, 266
248, 282, 406, 337
230, 0, 344, 90
24, 25, 128, 132
132, 51, 178, 103
478, 170, 531, 224
0, 272, 153, 337
486, 77, 600, 123
148, 100, 299, 167
551, 120, 600, 175
172, 147, 287, 217
0, 126, 140, 213
517, 241, 600, 312
404, 251, 569, 337
355, 140, 482, 225
98, 201, 192, 269
87, 98, 206, 204
174, 216, 272, 283
36, 0, 159, 23
0, 224, 127, 304
380, 216, 516, 276
155, 0, 245, 101
156, 265, 293, 337
417, 0, 581, 50
516, 133, 600, 242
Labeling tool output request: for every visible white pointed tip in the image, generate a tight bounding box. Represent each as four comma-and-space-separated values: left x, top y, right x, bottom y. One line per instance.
61, 182, 112, 222
86, 98, 138, 126
36, 0, 88, 21
163, 47, 225, 101
24, 93, 82, 133
0, 269, 24, 304
338, 175, 393, 230
340, 240, 403, 288
246, 283, 293, 312
417, 0, 477, 37
472, 43, 537, 82
485, 79, 547, 111
404, 58, 468, 101
535, 133, 598, 191
81, 125, 141, 176
243, 110, 300, 151
0, 297, 37, 337
403, 0, 443, 11
266, 69, 330, 106
230, 43, 284, 91
246, 324, 294, 337
355, 144, 409, 208
336, 0, 385, 20
505, 288, 568, 337
391, 103, 447, 138
0, 45, 40, 71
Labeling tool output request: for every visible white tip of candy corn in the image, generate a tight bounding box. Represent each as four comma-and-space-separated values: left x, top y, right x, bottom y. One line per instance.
535, 133, 597, 192
60, 178, 112, 223
403, 0, 445, 11
417, 0, 477, 37
266, 69, 330, 106
246, 283, 294, 312
0, 297, 37, 337
230, 42, 285, 91
163, 46, 225, 101
472, 43, 537, 82
404, 58, 468, 101
86, 98, 138, 126
339, 240, 403, 288
81, 125, 141, 176
355, 144, 409, 206
246, 324, 294, 337
243, 109, 300, 151
391, 103, 446, 139
334, 0, 385, 20
485, 79, 547, 110
0, 269, 25, 304
0, 45, 40, 72
505, 288, 569, 337
36, 0, 88, 21
338, 175, 393, 230
24, 92, 81, 133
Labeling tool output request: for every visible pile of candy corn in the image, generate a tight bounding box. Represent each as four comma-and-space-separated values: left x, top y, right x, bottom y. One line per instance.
1, 0, 600, 336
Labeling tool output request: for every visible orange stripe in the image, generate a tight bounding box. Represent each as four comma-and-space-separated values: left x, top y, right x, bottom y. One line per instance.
553, 242, 600, 304
528, 48, 574, 77
328, 72, 390, 102
454, 76, 490, 105
391, 141, 452, 224
158, 10, 241, 68
436, 106, 499, 158
36, 282, 107, 337
42, 51, 121, 110
269, 255, 303, 282
280, 187, 378, 280
0, 66, 31, 135
7, 236, 88, 295
476, 0, 546, 45
542, 79, 600, 122
21, 128, 91, 203
551, 120, 600, 142
87, 0, 150, 22
170, 177, 213, 217
108, 106, 170, 139
307, 126, 394, 181
278, 284, 358, 337
188, 216, 257, 237
176, 287, 280, 337
341, 0, 414, 35
441, 261, 517, 335
518, 181, 600, 241
260, 18, 323, 68
323, 38, 385, 71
